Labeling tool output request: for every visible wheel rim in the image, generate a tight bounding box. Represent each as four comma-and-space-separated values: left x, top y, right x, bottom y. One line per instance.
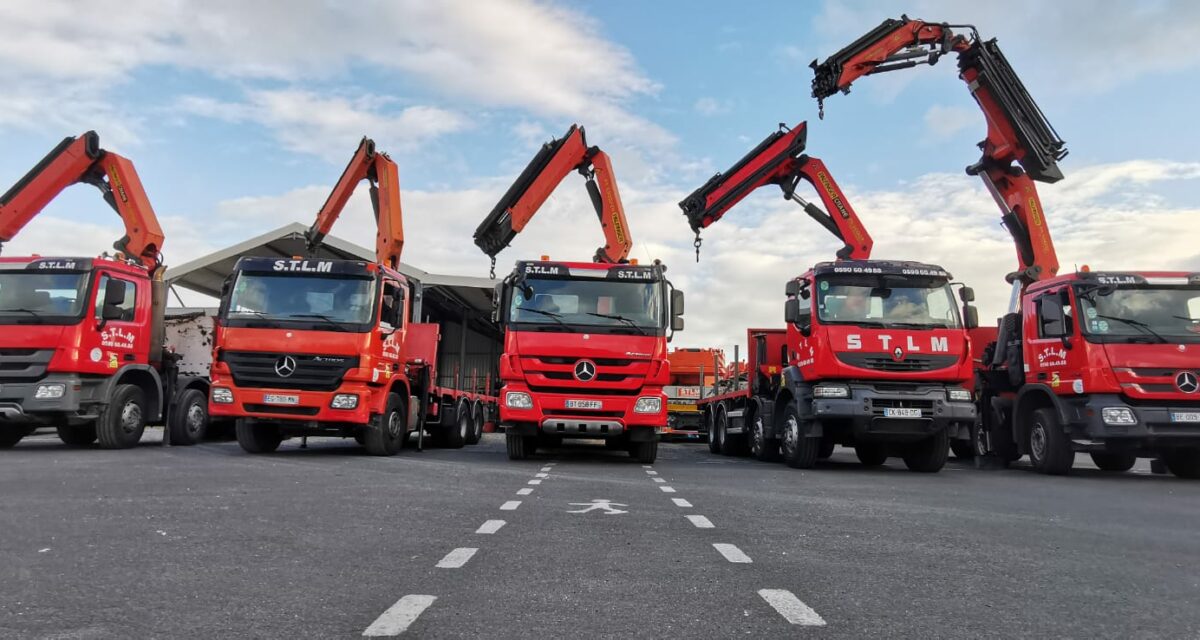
185, 404, 205, 435
783, 415, 799, 456
1030, 423, 1047, 461
708, 414, 716, 441
459, 412, 469, 439
120, 401, 142, 435
751, 418, 763, 455
973, 425, 988, 457
388, 412, 402, 438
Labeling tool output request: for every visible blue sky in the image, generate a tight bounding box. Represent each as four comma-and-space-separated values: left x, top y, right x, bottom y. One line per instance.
2, 0, 1198, 349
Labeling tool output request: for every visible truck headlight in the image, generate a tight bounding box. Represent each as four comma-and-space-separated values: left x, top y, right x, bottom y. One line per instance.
948, 388, 973, 402
813, 384, 850, 399
330, 394, 359, 410
634, 396, 663, 414
212, 387, 234, 404
1101, 407, 1137, 425
505, 391, 533, 409
35, 383, 65, 399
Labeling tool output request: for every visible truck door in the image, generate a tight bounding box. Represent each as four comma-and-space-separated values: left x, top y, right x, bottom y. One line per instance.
379, 278, 406, 366
80, 271, 148, 374
1026, 287, 1084, 394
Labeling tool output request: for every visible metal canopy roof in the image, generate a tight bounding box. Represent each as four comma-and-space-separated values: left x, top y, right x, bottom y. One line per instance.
165, 223, 498, 315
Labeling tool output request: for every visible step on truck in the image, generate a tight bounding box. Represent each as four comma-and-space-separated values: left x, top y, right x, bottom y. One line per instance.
209, 138, 496, 455
682, 123, 978, 471
474, 125, 685, 463
813, 15, 1200, 477
664, 347, 725, 441
0, 132, 210, 449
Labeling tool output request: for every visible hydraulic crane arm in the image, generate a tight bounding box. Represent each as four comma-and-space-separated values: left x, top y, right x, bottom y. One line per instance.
474, 124, 631, 273
304, 137, 404, 270
810, 16, 1068, 284
0, 131, 165, 273
678, 122, 871, 262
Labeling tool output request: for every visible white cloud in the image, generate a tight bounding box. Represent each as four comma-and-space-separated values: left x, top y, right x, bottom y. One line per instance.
694, 97, 731, 117
923, 104, 978, 140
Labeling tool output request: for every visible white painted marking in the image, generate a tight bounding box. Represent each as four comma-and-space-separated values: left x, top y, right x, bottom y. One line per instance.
758, 589, 826, 626
475, 520, 506, 535
363, 594, 437, 636
713, 543, 752, 563
516, 488, 533, 496
567, 499, 628, 515
671, 498, 692, 508
652, 477, 666, 483
500, 501, 521, 511
436, 547, 478, 569
535, 473, 548, 478
687, 515, 714, 529
641, 465, 652, 468
645, 470, 658, 475
659, 486, 676, 493
528, 479, 542, 485
540, 467, 553, 472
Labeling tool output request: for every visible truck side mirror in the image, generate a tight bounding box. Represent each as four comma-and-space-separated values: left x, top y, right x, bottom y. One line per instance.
491, 282, 504, 324
671, 289, 685, 318
963, 305, 979, 330
785, 279, 802, 297
1039, 297, 1065, 336
671, 316, 685, 331
959, 286, 975, 303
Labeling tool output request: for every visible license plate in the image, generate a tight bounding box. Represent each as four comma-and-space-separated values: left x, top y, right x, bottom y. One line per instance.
565, 399, 602, 410
1170, 412, 1200, 423
883, 407, 922, 418
263, 394, 299, 406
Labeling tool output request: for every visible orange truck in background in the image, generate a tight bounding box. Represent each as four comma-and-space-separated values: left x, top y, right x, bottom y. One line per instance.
664, 348, 725, 440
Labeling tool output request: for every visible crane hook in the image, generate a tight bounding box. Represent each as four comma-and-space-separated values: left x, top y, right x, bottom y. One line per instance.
817, 97, 825, 120
693, 232, 702, 262
489, 256, 496, 280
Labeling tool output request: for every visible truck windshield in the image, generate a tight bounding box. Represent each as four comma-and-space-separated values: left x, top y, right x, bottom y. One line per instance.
816, 275, 961, 329
1076, 285, 1200, 343
0, 272, 88, 324
509, 277, 664, 334
224, 272, 377, 331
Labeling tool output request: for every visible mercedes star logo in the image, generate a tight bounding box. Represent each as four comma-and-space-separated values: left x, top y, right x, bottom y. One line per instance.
1176, 371, 1199, 394
574, 359, 597, 382
892, 346, 905, 362
275, 355, 298, 378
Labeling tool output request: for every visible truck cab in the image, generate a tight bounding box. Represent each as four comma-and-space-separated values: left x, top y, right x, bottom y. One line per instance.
495, 259, 684, 463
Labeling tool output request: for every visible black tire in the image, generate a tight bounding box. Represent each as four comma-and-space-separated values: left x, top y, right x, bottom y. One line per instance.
506, 432, 532, 460
364, 394, 406, 456
630, 439, 658, 464
56, 424, 97, 447
779, 404, 818, 469
950, 440, 975, 460
854, 443, 888, 467
818, 438, 835, 460
903, 429, 950, 473
749, 415, 780, 462
465, 401, 484, 445
443, 401, 469, 449
1162, 448, 1200, 479
706, 409, 721, 454
0, 425, 32, 448
235, 419, 283, 454
1028, 407, 1074, 475
167, 388, 208, 446
1090, 451, 1136, 472
716, 408, 733, 456
96, 384, 147, 449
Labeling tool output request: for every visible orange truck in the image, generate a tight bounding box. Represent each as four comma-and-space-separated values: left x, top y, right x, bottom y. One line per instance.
664, 348, 724, 440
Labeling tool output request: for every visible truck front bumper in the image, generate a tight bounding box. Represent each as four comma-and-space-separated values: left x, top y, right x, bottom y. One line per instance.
812, 383, 976, 443
1062, 394, 1200, 445
0, 374, 95, 423
208, 379, 375, 427
499, 382, 666, 439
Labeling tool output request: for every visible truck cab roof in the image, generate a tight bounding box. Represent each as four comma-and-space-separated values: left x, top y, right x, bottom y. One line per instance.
806, 259, 952, 280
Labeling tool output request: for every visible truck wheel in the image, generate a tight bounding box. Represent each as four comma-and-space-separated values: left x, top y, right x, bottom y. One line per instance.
236, 419, 283, 454
167, 388, 208, 446
466, 401, 484, 445
854, 444, 887, 467
365, 394, 407, 456
56, 424, 97, 447
96, 384, 147, 449
780, 405, 818, 469
1162, 448, 1200, 479
1090, 452, 1136, 472
630, 439, 658, 464
1028, 408, 1074, 475
443, 401, 470, 449
706, 410, 721, 454
0, 425, 33, 448
902, 429, 949, 473
506, 432, 534, 460
818, 438, 835, 460
749, 416, 780, 462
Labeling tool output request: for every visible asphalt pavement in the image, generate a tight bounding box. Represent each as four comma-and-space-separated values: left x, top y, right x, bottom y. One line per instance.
2, 430, 1199, 639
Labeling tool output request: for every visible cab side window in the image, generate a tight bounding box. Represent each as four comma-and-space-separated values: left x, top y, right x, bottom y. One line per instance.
381, 281, 405, 328
1037, 291, 1073, 338
94, 275, 137, 322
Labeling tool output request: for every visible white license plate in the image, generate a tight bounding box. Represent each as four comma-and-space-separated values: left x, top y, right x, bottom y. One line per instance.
883, 407, 922, 418
1170, 412, 1200, 423
565, 399, 602, 410
263, 394, 300, 406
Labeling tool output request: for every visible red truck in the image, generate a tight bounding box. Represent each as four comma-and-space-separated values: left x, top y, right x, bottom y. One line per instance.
682, 123, 979, 472
813, 15, 1200, 477
0, 132, 210, 449
209, 138, 496, 455
664, 347, 725, 440
475, 125, 685, 463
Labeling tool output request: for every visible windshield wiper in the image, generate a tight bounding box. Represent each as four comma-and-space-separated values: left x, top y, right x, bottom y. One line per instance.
285, 313, 350, 332
230, 310, 280, 326
1, 308, 45, 324
586, 312, 647, 335
881, 321, 950, 329
1094, 314, 1168, 343
515, 306, 573, 331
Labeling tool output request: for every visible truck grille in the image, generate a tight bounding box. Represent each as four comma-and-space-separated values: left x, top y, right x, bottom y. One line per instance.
837, 352, 958, 372
0, 348, 53, 381
221, 351, 359, 392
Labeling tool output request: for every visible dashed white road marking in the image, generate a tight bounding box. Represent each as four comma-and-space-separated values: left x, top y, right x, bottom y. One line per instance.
645, 470, 658, 475
641, 465, 652, 469
671, 498, 692, 508
659, 486, 676, 493
686, 515, 714, 529
540, 467, 553, 472
527, 479, 542, 485
713, 543, 752, 563
652, 477, 666, 483
535, 473, 549, 478
476, 520, 506, 535
436, 547, 478, 569
363, 594, 437, 636
500, 501, 521, 511
516, 488, 533, 496
758, 589, 826, 627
